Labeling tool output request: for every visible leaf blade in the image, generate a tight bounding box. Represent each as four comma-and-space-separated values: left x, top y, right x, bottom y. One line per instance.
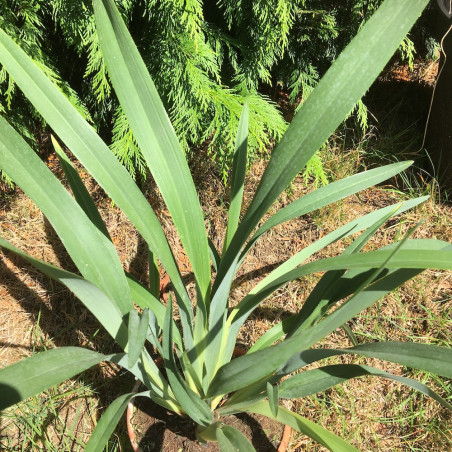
0, 116, 132, 315
0, 348, 105, 410
215, 0, 429, 293
127, 308, 150, 368
93, 0, 211, 301
85, 393, 135, 452
0, 24, 193, 334
223, 100, 249, 252
51, 136, 110, 239
278, 364, 452, 410
248, 401, 359, 451
217, 426, 256, 452
163, 298, 213, 425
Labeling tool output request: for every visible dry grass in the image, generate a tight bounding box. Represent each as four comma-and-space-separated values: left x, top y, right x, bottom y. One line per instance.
0, 145, 451, 451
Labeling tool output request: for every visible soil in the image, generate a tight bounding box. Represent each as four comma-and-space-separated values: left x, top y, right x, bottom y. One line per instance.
129, 396, 285, 452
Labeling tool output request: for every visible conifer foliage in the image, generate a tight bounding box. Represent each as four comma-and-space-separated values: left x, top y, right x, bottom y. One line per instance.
0, 0, 415, 180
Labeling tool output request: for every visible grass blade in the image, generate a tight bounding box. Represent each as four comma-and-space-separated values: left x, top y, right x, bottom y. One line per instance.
93, 0, 211, 302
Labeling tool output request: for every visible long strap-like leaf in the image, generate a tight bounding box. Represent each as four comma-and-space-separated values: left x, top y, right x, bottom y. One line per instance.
207, 254, 451, 397
215, 198, 427, 373
52, 136, 110, 239
223, 100, 249, 252
216, 426, 256, 452
0, 26, 193, 339
0, 237, 127, 347
93, 0, 211, 304
214, 0, 429, 295
0, 348, 106, 411
85, 392, 138, 452
278, 363, 452, 410
248, 400, 359, 452
246, 161, 412, 249
0, 238, 174, 402
0, 116, 132, 315
163, 298, 213, 426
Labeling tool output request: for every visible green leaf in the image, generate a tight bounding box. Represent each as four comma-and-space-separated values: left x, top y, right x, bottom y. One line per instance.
285, 208, 403, 342
341, 323, 359, 347
278, 364, 452, 410
0, 237, 128, 348
203, 103, 250, 382
223, 100, 249, 252
0, 348, 105, 410
248, 400, 358, 451
212, 229, 418, 398
215, 0, 429, 294
217, 426, 256, 452
248, 161, 412, 247
109, 353, 179, 412
207, 268, 424, 397
126, 274, 183, 348
219, 198, 425, 385
216, 428, 236, 452
85, 392, 135, 452
148, 248, 160, 299
0, 24, 193, 337
127, 308, 150, 368
214, 231, 447, 397
93, 0, 211, 302
248, 205, 403, 353
279, 343, 452, 382
84, 389, 151, 452
208, 237, 221, 272
163, 297, 213, 426
267, 382, 279, 417
51, 135, 110, 239
0, 115, 132, 315
232, 241, 451, 329
343, 342, 452, 379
